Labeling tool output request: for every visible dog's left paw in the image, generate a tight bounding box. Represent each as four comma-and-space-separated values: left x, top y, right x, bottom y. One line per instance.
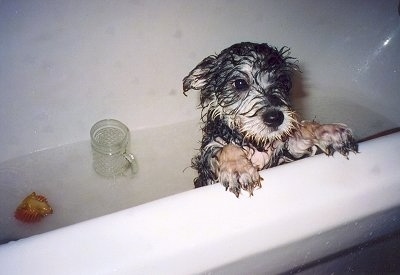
314, 123, 358, 158
217, 144, 262, 197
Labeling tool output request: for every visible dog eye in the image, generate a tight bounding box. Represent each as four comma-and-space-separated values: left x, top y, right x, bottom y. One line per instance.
234, 79, 249, 91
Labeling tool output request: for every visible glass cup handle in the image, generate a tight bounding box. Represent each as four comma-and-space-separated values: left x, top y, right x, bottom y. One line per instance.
123, 152, 138, 177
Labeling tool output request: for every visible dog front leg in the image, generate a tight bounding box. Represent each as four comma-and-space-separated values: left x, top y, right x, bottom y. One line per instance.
216, 144, 262, 197
287, 120, 358, 159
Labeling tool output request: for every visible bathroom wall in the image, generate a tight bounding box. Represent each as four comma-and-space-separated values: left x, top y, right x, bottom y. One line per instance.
1, 0, 399, 163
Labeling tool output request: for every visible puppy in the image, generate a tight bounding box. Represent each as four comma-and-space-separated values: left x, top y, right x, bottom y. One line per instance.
183, 42, 358, 197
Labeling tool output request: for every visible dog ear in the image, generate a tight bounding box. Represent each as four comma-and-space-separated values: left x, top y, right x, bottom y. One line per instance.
183, 55, 217, 94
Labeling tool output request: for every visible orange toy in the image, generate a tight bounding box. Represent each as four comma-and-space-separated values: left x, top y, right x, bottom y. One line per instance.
14, 192, 53, 223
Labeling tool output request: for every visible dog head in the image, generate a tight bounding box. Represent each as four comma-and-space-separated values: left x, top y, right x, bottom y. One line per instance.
183, 42, 299, 146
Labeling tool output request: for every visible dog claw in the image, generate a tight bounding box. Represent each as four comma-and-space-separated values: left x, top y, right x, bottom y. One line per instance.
219, 169, 262, 197
229, 187, 241, 198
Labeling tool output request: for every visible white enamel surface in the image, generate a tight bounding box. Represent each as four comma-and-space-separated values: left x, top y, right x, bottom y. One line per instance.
0, 133, 399, 274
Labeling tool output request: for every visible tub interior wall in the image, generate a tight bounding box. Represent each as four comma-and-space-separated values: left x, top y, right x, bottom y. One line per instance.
1, 0, 399, 163
0, 120, 199, 243
0, 0, 399, 250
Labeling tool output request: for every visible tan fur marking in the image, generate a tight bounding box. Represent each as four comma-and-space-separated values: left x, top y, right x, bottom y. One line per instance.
216, 144, 262, 197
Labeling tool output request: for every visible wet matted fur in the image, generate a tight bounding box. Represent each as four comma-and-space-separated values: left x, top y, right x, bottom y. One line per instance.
183, 42, 358, 197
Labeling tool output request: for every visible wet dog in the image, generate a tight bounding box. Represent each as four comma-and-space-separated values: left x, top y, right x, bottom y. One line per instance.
183, 42, 358, 197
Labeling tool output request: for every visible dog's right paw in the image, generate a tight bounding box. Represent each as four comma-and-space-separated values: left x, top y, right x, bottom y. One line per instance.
217, 144, 262, 197
219, 162, 262, 197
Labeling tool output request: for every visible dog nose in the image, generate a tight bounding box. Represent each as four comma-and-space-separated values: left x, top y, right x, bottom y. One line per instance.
263, 110, 284, 127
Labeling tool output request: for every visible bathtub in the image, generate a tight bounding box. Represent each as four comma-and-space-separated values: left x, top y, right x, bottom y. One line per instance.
0, 131, 399, 274
0, 0, 399, 274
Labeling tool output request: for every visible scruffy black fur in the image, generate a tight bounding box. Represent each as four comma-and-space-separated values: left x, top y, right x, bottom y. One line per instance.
183, 42, 358, 197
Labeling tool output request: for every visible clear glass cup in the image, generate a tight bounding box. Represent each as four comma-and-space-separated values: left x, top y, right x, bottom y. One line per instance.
90, 119, 137, 178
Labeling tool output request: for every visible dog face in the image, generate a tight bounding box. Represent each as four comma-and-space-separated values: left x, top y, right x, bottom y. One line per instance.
184, 42, 298, 147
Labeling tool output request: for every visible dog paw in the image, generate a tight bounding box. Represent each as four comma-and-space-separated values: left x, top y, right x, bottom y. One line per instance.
219, 162, 262, 197
217, 144, 262, 197
314, 123, 358, 158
